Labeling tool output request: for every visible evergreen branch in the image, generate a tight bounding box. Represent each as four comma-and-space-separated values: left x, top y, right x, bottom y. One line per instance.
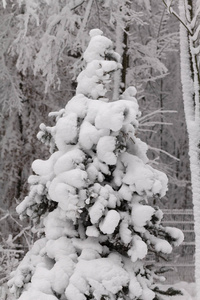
153, 286, 183, 296
147, 246, 169, 261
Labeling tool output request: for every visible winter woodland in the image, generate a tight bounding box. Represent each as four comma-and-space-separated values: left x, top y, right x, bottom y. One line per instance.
0, 0, 200, 300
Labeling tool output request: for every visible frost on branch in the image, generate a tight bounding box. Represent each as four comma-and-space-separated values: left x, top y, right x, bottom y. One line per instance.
8, 29, 184, 300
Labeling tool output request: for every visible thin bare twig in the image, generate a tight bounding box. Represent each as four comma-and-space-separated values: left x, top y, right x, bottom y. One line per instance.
161, 0, 193, 35
139, 109, 177, 122
148, 146, 180, 161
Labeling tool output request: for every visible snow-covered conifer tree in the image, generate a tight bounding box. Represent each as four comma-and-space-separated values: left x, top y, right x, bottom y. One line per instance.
8, 29, 184, 300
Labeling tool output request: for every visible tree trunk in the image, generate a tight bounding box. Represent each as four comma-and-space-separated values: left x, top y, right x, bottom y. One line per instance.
179, 0, 200, 296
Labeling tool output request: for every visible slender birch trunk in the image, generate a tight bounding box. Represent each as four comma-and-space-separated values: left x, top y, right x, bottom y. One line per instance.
179, 1, 200, 296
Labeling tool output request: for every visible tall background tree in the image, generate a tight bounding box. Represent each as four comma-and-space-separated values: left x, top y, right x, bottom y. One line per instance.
162, 0, 200, 297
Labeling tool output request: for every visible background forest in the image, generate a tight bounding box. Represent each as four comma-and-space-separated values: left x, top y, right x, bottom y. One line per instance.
0, 0, 194, 298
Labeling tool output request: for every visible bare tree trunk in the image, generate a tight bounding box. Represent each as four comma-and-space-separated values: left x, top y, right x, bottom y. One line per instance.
112, 0, 130, 101
179, 0, 200, 296
113, 23, 124, 101
121, 26, 129, 92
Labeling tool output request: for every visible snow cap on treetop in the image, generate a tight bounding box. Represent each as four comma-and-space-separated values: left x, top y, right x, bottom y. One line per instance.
83, 28, 121, 63
77, 28, 122, 99
89, 29, 103, 37
120, 86, 138, 103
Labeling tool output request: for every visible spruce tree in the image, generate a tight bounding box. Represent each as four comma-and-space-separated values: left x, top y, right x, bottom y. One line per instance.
8, 29, 184, 300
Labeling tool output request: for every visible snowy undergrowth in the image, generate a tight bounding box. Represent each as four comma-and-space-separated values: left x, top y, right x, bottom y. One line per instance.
8, 29, 184, 300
